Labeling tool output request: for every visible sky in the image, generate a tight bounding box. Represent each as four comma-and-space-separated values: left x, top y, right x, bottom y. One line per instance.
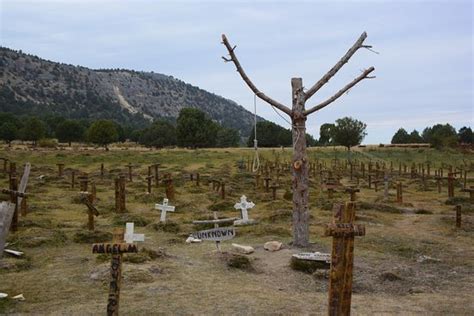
0, 0, 472, 143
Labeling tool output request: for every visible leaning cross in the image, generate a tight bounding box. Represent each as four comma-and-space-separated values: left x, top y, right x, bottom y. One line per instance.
0, 202, 16, 258
92, 224, 144, 316
324, 202, 365, 316
154, 198, 175, 222
233, 195, 255, 225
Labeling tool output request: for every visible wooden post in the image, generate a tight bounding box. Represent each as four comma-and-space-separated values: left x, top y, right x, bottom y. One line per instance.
57, 163, 64, 177
221, 182, 226, 199
270, 184, 278, 200
455, 205, 461, 228
396, 182, 403, 203
71, 171, 76, 189
325, 203, 365, 316
264, 177, 271, 192
127, 163, 133, 182
9, 175, 18, 232
448, 173, 454, 198
196, 173, 200, 186
100, 163, 105, 179
146, 176, 153, 194
80, 175, 89, 192
164, 176, 174, 201
91, 181, 97, 203
153, 164, 160, 187
115, 176, 126, 213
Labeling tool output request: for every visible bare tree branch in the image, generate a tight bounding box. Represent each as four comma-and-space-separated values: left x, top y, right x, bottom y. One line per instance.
221, 34, 292, 116
304, 67, 375, 116
304, 32, 369, 101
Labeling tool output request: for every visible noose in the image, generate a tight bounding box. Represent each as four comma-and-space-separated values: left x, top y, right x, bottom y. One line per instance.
252, 93, 260, 173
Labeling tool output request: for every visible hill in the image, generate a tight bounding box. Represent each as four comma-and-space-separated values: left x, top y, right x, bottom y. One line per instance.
0, 47, 261, 136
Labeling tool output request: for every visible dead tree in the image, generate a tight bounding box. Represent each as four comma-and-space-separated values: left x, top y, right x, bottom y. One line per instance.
222, 33, 375, 247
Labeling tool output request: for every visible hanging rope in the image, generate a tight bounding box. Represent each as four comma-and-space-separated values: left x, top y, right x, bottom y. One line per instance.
252, 93, 260, 173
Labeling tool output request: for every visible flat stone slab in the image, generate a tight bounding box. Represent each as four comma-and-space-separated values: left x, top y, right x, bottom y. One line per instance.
192, 218, 238, 225
292, 252, 331, 262
233, 219, 257, 226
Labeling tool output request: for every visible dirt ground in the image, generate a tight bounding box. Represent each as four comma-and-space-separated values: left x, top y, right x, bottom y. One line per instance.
0, 146, 473, 315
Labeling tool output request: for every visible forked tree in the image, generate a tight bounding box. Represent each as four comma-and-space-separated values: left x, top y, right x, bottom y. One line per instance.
222, 32, 375, 247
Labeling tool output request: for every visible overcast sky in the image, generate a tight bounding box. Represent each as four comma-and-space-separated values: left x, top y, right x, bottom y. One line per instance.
1, 0, 472, 143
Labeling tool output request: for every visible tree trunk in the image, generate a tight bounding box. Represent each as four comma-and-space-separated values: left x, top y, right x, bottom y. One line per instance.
291, 78, 309, 247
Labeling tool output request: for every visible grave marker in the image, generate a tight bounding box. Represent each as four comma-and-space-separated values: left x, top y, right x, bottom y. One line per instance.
234, 195, 256, 225
324, 202, 365, 316
114, 176, 126, 213
92, 225, 143, 316
0, 202, 16, 258
192, 212, 236, 250
80, 192, 99, 231
154, 198, 175, 222
57, 163, 64, 177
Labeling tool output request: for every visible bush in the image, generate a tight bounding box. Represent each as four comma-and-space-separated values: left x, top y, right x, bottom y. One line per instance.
38, 138, 58, 148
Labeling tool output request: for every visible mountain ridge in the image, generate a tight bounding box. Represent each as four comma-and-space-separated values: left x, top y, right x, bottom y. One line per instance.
0, 46, 262, 136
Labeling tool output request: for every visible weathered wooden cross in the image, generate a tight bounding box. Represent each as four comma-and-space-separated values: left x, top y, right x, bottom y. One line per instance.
154, 198, 175, 222
80, 192, 99, 231
324, 202, 365, 315
92, 224, 144, 316
234, 195, 255, 225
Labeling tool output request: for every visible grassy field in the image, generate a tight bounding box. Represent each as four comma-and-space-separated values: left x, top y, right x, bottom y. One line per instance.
0, 145, 473, 315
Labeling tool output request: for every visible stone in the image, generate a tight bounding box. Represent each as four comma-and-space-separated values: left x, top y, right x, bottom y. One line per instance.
291, 253, 331, 273
232, 243, 254, 254
417, 255, 441, 263
264, 241, 282, 252
185, 236, 202, 243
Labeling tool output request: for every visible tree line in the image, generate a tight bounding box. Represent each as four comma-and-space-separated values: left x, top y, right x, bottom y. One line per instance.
391, 124, 473, 148
0, 108, 240, 149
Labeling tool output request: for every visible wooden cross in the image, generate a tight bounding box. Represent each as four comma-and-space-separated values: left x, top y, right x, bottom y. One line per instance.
155, 198, 175, 222
92, 225, 143, 316
270, 183, 279, 200
324, 202, 365, 316
2, 176, 27, 233
344, 187, 360, 202
127, 163, 133, 182
80, 192, 99, 231
396, 182, 403, 203
455, 205, 462, 228
163, 175, 174, 200
233, 195, 255, 225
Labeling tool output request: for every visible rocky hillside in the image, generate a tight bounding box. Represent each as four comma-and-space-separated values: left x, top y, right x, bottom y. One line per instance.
0, 47, 261, 136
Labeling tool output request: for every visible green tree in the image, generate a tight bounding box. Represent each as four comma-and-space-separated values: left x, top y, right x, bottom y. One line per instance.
55, 120, 85, 146
20, 117, 46, 145
0, 122, 18, 146
458, 126, 473, 144
422, 124, 458, 148
86, 120, 118, 150
177, 108, 219, 148
247, 121, 292, 147
139, 120, 177, 148
332, 117, 367, 151
408, 129, 423, 143
319, 123, 335, 145
391, 128, 410, 144
216, 127, 240, 147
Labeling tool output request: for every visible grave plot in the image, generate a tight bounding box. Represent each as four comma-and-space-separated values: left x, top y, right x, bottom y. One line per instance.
0, 147, 472, 315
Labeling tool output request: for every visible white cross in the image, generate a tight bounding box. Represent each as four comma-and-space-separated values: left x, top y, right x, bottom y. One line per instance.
155, 198, 175, 222
124, 222, 145, 244
234, 195, 255, 222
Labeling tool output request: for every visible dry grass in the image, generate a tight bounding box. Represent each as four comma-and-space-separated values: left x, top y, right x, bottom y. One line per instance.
0, 145, 473, 315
